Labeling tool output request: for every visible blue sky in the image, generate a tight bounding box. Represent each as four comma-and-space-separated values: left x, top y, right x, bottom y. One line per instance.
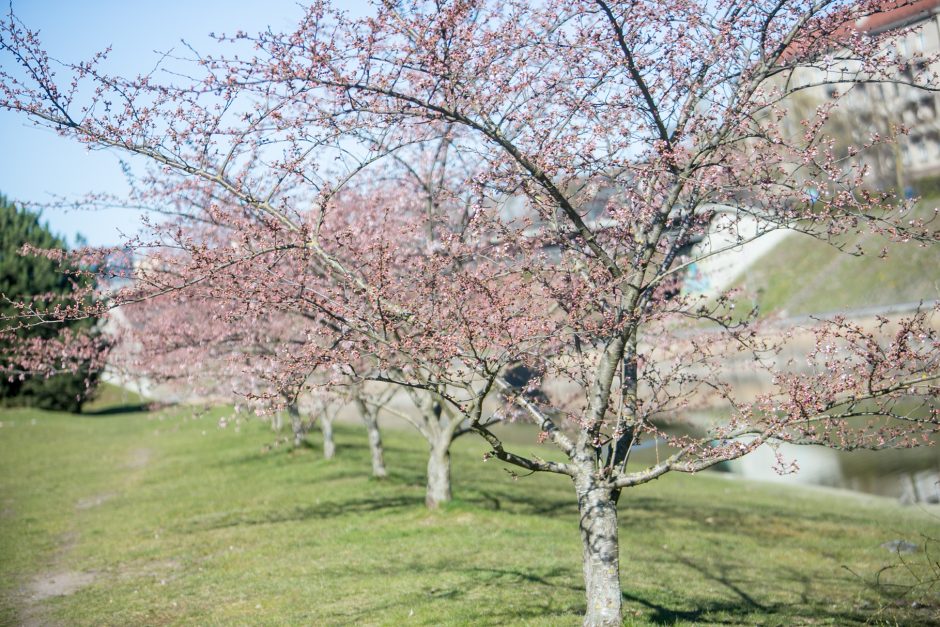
1, 1, 368, 246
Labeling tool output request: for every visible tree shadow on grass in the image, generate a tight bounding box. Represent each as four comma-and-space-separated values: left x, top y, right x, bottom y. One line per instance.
668, 550, 768, 612
621, 591, 766, 625
462, 565, 579, 590
621, 550, 880, 626
454, 485, 576, 517
621, 587, 874, 625
625, 493, 869, 537
208, 452, 372, 486
351, 547, 882, 625
180, 494, 424, 532
332, 440, 370, 454
323, 555, 869, 626
82, 403, 152, 416
322, 564, 584, 625
458, 558, 777, 625
215, 438, 421, 469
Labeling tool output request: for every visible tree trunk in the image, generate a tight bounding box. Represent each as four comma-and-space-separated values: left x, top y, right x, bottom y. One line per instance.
287, 404, 304, 447
363, 413, 387, 478
354, 396, 387, 478
577, 480, 622, 626
321, 416, 335, 460
425, 441, 452, 509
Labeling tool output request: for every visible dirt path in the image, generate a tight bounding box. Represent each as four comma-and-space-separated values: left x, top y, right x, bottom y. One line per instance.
14, 446, 154, 625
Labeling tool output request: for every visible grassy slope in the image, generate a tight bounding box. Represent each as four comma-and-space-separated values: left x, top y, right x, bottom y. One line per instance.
1, 395, 939, 625
732, 199, 940, 317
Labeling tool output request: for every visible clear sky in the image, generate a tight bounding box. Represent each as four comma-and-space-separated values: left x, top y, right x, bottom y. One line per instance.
1, 1, 368, 247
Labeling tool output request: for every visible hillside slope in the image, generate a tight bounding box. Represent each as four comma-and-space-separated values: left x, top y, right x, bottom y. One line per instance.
731, 200, 940, 317
1, 399, 938, 625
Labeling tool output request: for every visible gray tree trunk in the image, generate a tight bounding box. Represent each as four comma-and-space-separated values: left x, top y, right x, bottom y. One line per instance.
425, 441, 452, 508
577, 480, 622, 626
354, 397, 387, 478
363, 413, 387, 478
321, 416, 335, 460
287, 404, 304, 447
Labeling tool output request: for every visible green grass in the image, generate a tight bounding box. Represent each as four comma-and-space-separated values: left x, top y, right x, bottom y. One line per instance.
733, 199, 940, 317
1, 394, 939, 625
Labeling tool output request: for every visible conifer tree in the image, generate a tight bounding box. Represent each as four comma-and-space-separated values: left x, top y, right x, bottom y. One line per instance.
0, 196, 103, 412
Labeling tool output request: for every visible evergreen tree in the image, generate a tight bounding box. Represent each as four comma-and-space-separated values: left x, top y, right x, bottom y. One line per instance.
0, 195, 103, 412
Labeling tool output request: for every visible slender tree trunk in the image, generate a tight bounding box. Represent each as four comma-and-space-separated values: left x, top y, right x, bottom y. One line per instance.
287, 403, 304, 447
354, 396, 387, 478
577, 478, 622, 627
363, 413, 387, 478
321, 416, 335, 460
425, 440, 452, 508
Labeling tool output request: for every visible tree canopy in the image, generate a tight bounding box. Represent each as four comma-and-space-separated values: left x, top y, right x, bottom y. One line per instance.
0, 196, 105, 412
2, 1, 940, 624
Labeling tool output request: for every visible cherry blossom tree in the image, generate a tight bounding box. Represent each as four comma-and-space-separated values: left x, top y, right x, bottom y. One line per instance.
101, 168, 512, 503
3, 2, 940, 624
113, 247, 389, 467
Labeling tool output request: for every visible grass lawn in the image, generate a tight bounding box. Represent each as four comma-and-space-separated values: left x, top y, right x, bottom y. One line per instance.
1, 389, 939, 625
732, 198, 940, 317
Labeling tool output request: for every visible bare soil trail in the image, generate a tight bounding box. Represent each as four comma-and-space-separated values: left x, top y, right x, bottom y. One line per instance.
14, 446, 154, 626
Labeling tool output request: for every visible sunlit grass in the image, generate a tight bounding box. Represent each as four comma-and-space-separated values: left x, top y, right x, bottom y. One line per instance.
1, 392, 938, 625
733, 197, 940, 317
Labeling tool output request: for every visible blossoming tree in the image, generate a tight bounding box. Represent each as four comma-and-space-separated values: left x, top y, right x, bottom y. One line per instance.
3, 1, 940, 624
